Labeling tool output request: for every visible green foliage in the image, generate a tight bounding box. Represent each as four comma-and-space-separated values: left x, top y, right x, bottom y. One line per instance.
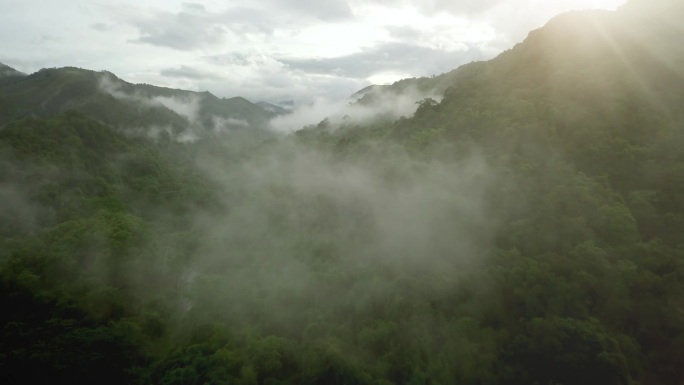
0, 66, 279, 133
503, 317, 630, 385
2, 4, 684, 385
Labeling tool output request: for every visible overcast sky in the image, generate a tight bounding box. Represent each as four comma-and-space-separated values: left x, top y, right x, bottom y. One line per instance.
0, 0, 625, 104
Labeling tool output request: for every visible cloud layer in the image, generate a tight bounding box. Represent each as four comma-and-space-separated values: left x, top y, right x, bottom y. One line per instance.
0, 0, 626, 105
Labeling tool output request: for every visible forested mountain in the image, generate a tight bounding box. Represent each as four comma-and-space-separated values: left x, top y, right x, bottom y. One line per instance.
0, 62, 25, 79
2, 1, 684, 385
0, 66, 281, 136
352, 0, 684, 117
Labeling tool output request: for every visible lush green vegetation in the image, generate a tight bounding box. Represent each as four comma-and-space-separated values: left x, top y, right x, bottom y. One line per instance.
0, 66, 279, 132
1, 2, 684, 384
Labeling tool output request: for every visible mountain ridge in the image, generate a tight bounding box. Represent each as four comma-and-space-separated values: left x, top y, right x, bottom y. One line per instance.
0, 62, 25, 78
350, 0, 684, 113
0, 65, 284, 138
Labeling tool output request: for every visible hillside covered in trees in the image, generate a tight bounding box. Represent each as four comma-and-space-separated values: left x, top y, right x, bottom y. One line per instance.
1, 1, 683, 384
0, 66, 281, 136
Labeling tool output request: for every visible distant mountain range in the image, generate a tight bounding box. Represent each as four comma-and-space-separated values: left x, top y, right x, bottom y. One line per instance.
0, 65, 285, 139
1, 0, 681, 138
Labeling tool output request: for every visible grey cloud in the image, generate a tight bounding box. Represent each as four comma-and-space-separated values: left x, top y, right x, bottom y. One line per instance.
213, 2, 352, 36
103, 2, 229, 51
182, 2, 207, 12
385, 25, 425, 41
112, 1, 352, 51
191, 42, 483, 105
90, 22, 113, 32
160, 65, 222, 80
364, 0, 498, 15
31, 34, 61, 45
131, 11, 227, 51
426, 0, 498, 15
281, 42, 485, 79
202, 52, 256, 67
264, 0, 352, 20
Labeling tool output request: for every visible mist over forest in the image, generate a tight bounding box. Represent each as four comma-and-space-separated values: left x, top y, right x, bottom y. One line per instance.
1, 1, 684, 385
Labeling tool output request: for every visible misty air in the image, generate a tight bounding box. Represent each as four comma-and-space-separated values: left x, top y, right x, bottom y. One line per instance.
1, 0, 683, 384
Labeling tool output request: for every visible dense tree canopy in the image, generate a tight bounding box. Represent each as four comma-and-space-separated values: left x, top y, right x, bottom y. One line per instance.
1, 2, 684, 384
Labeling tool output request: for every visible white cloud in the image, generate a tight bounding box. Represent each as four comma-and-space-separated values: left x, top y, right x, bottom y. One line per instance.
0, 0, 627, 105
99, 74, 203, 124
268, 84, 442, 133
